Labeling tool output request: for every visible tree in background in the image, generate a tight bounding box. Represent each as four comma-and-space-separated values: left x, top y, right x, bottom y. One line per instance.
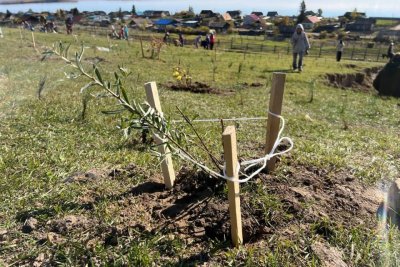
317, 8, 323, 17
296, 0, 306, 24
351, 8, 360, 21
132, 4, 136, 15
70, 8, 79, 16
118, 8, 123, 21
55, 9, 66, 20
188, 6, 194, 15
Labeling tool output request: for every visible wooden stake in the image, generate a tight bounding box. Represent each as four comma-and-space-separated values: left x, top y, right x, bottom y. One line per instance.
266, 73, 286, 172
19, 27, 23, 47
140, 37, 145, 58
144, 82, 175, 189
31, 31, 36, 50
222, 126, 243, 248
0, 27, 3, 38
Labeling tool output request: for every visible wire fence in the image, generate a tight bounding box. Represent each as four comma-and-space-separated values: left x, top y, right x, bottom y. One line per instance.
6, 24, 390, 63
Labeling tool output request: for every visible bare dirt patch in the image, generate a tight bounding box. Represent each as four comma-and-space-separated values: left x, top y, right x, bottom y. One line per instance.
164, 81, 234, 95
8, 164, 382, 265
326, 67, 382, 92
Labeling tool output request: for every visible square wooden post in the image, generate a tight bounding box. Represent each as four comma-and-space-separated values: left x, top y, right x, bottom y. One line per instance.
266, 73, 286, 172
144, 82, 175, 189
223, 126, 243, 247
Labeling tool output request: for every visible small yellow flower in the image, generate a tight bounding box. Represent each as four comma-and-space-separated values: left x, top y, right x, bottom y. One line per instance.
176, 76, 182, 81
173, 71, 179, 77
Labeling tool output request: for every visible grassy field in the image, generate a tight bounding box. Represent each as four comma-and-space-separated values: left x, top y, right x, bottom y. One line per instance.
1, 28, 400, 266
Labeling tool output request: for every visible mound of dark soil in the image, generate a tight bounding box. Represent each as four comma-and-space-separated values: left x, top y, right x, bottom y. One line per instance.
164, 82, 235, 95
9, 164, 383, 265
165, 81, 219, 94
326, 67, 381, 92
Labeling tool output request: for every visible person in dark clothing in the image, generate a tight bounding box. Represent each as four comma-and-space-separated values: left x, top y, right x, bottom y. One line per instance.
163, 32, 170, 44
65, 16, 73, 34
205, 34, 210, 49
178, 33, 184, 47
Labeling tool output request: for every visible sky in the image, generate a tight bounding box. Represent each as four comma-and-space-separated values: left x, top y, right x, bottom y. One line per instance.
0, 0, 399, 17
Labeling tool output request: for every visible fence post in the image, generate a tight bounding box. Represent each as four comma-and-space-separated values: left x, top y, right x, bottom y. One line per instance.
260, 43, 264, 52
287, 45, 290, 55
351, 44, 355, 60
273, 45, 277, 53
230, 37, 233, 49
222, 125, 243, 248
144, 82, 176, 189
140, 37, 145, 58
266, 73, 286, 172
0, 27, 3, 38
377, 45, 382, 61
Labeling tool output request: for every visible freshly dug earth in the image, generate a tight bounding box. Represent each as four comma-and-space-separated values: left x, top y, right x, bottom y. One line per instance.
164, 81, 225, 94
163, 81, 261, 95
4, 164, 383, 265
325, 67, 381, 92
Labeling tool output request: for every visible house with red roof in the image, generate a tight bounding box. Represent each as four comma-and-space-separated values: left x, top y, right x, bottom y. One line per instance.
302, 15, 321, 29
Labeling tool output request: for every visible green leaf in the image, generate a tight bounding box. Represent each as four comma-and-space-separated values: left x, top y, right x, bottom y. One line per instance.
94, 67, 103, 85
101, 109, 126, 115
120, 86, 130, 104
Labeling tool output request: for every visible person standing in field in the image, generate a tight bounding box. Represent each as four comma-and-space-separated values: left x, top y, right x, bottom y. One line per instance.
387, 42, 395, 61
65, 15, 73, 34
291, 24, 310, 71
336, 40, 344, 62
123, 24, 129, 40
194, 35, 201, 48
210, 33, 215, 50
179, 33, 184, 47
118, 25, 124, 39
205, 34, 210, 49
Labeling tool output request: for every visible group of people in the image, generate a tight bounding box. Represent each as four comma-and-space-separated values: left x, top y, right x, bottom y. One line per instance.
162, 31, 216, 50
110, 24, 129, 40
194, 33, 216, 50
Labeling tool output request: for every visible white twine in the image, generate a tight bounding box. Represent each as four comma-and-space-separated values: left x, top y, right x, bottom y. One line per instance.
174, 111, 293, 183
172, 117, 268, 123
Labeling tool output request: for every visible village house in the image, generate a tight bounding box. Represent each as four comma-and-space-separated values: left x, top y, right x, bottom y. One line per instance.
376, 24, 400, 42
345, 18, 376, 33
243, 14, 266, 29
226, 10, 242, 20
199, 10, 216, 18
266, 11, 279, 18
251, 11, 263, 17
313, 24, 340, 33
154, 18, 178, 30
302, 15, 321, 29
181, 20, 200, 28
142, 10, 170, 18
129, 18, 154, 30
222, 13, 232, 22
209, 21, 230, 33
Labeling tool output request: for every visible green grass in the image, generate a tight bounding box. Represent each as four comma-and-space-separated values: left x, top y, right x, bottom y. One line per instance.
0, 27, 399, 266
375, 19, 399, 27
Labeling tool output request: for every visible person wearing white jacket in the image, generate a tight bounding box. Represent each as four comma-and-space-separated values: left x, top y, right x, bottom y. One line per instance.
336, 40, 344, 62
291, 24, 310, 71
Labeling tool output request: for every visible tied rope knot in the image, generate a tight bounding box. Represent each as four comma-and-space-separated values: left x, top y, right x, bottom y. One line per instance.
175, 111, 293, 183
